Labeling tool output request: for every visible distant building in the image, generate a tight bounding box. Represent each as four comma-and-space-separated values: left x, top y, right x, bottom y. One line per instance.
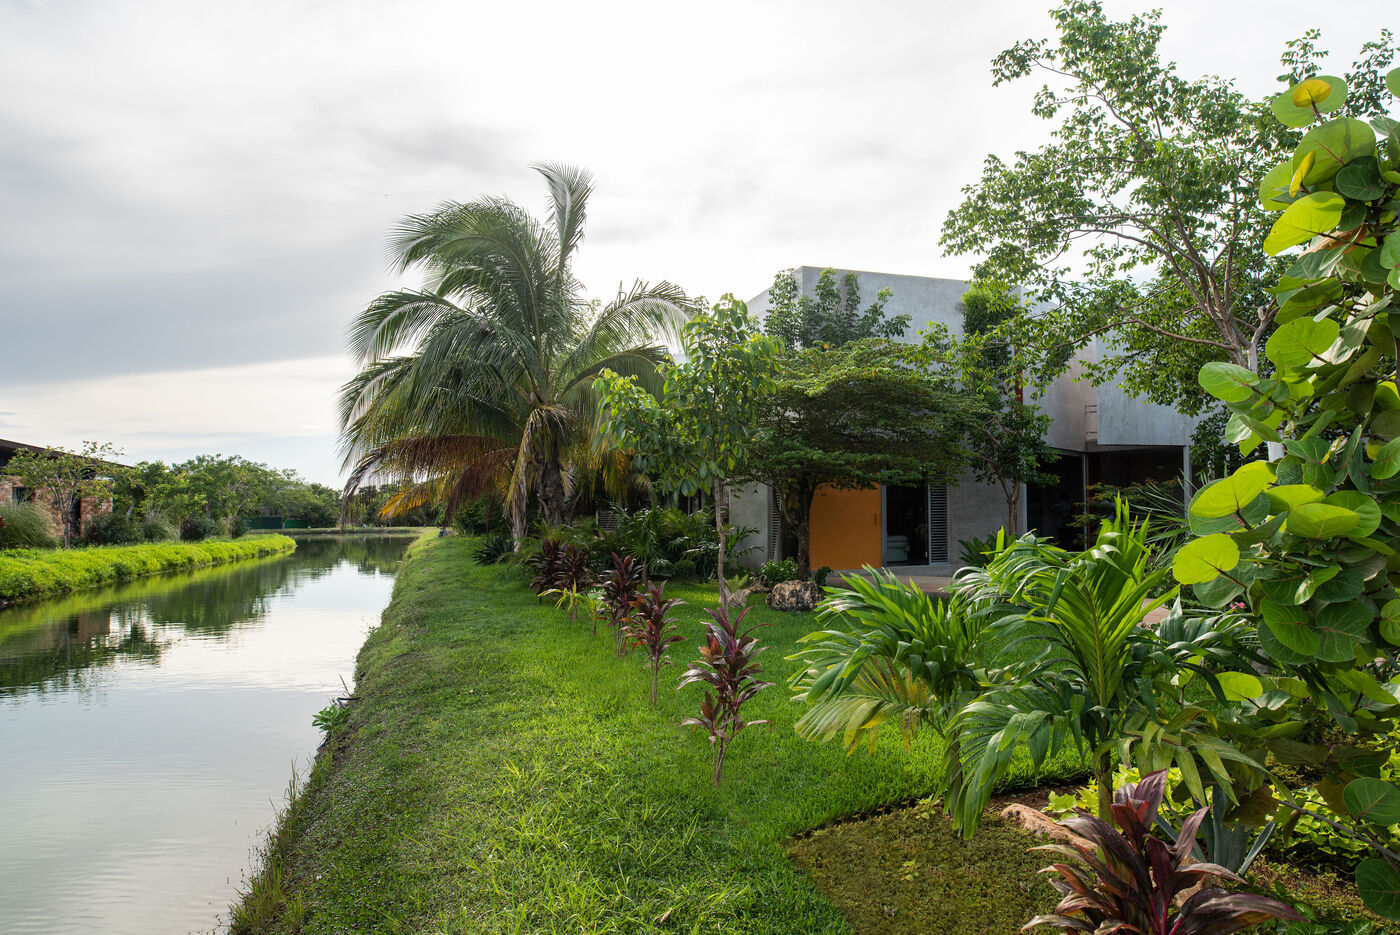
729, 268, 1197, 574
0, 438, 118, 538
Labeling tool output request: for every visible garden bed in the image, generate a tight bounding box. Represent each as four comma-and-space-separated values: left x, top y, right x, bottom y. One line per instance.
232, 534, 1089, 934
0, 535, 297, 605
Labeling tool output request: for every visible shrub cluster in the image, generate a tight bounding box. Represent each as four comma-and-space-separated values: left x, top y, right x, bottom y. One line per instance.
0, 535, 296, 603
0, 502, 58, 550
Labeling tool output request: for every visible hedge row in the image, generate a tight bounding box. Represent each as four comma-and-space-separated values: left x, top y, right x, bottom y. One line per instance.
0, 535, 297, 604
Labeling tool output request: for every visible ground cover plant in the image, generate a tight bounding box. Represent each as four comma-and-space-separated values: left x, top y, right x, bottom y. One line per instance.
0, 535, 296, 603
234, 534, 1098, 934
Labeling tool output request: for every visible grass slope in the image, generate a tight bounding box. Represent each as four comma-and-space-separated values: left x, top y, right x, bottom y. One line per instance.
0, 535, 297, 604
243, 535, 1085, 934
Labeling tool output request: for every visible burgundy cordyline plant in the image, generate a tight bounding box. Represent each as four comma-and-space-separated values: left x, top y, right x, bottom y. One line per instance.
527, 538, 565, 595
626, 584, 685, 706
677, 604, 772, 787
600, 552, 645, 653
1024, 770, 1300, 935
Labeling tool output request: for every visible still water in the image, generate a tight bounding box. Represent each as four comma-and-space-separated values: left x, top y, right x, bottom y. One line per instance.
0, 535, 412, 934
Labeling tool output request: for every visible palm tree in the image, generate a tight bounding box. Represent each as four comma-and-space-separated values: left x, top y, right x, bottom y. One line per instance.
339, 164, 692, 540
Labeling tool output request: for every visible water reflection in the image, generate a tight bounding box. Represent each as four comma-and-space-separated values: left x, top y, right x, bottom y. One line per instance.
0, 535, 413, 935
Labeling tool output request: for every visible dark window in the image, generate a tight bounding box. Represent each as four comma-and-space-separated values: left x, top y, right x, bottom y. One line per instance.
12, 486, 32, 504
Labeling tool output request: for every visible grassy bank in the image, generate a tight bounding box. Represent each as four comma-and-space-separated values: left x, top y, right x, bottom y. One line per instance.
236, 535, 1086, 934
0, 535, 297, 604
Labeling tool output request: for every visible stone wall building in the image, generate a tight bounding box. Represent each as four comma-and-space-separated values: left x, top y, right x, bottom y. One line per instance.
0, 438, 116, 540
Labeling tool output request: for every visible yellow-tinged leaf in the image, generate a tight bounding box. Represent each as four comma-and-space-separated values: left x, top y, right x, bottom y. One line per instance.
1290, 152, 1314, 197
1292, 77, 1335, 108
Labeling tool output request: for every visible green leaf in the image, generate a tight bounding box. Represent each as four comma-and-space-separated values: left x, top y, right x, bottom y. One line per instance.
1266, 484, 1325, 512
1172, 534, 1239, 585
1315, 602, 1373, 663
1266, 316, 1341, 367
1323, 491, 1382, 537
1356, 858, 1400, 918
1259, 160, 1295, 209
1383, 599, 1400, 647
1374, 437, 1400, 480
1277, 280, 1344, 323
1273, 76, 1348, 128
1189, 462, 1276, 519
1193, 574, 1244, 608
1388, 67, 1400, 98
1287, 502, 1361, 538
1216, 671, 1264, 702
1264, 192, 1347, 255
1261, 598, 1321, 656
1336, 158, 1386, 201
1198, 361, 1258, 402
1344, 779, 1400, 826
1294, 118, 1378, 187
1382, 232, 1400, 270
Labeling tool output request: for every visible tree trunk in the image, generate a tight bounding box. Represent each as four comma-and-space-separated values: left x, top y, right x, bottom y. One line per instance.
1095, 749, 1115, 822
713, 478, 729, 607
539, 456, 567, 527
649, 666, 658, 707
778, 484, 817, 580
712, 740, 728, 787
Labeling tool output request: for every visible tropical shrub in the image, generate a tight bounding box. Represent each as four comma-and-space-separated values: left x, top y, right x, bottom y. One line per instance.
140, 510, 176, 542
473, 533, 512, 566
0, 502, 57, 550
668, 558, 697, 581
1174, 67, 1400, 918
957, 532, 1001, 568
83, 512, 146, 546
626, 584, 685, 705
1025, 770, 1300, 934
527, 539, 564, 594
181, 516, 220, 541
758, 557, 798, 587
678, 603, 773, 786
541, 585, 601, 625
812, 565, 833, 588
599, 552, 645, 652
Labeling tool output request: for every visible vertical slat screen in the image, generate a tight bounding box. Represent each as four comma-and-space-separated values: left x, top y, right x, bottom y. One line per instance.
768, 489, 782, 561
928, 485, 949, 563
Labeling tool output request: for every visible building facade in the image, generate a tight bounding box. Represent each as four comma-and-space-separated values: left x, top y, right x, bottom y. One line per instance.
0, 438, 115, 539
729, 268, 1197, 574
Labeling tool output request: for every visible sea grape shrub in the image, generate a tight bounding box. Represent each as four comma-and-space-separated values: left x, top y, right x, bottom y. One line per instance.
677, 604, 773, 787
626, 584, 685, 705
527, 538, 564, 594
1025, 770, 1300, 935
600, 552, 645, 652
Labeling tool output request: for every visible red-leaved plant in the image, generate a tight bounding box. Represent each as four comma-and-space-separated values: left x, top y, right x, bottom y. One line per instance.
600, 552, 645, 653
677, 604, 772, 786
528, 539, 564, 594
626, 584, 685, 706
1025, 769, 1301, 935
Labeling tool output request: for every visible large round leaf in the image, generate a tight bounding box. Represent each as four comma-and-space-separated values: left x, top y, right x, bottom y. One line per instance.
1381, 231, 1400, 270
1324, 490, 1381, 537
1193, 574, 1244, 608
1314, 566, 1365, 603
1259, 160, 1294, 209
1372, 437, 1400, 479
1293, 119, 1377, 186
1272, 76, 1347, 128
1277, 280, 1344, 323
1382, 599, 1400, 647
1261, 598, 1321, 656
1264, 192, 1347, 255
1190, 462, 1277, 519
1356, 858, 1400, 918
1216, 671, 1264, 702
1266, 317, 1342, 368
1315, 601, 1372, 662
1336, 157, 1386, 201
1287, 502, 1361, 538
1198, 361, 1258, 402
1343, 778, 1400, 827
1172, 534, 1240, 585
1388, 68, 1400, 98
1266, 484, 1325, 512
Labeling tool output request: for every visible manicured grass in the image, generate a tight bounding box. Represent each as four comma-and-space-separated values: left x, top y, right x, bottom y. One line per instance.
239, 535, 1087, 934
0, 535, 297, 604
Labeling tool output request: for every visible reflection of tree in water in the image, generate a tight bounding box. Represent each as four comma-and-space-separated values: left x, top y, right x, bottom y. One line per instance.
0, 536, 410, 696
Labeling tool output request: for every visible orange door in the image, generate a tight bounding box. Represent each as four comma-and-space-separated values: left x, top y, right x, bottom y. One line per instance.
809, 486, 882, 570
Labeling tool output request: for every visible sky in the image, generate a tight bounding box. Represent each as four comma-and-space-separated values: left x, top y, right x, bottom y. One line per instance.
0, 0, 1385, 485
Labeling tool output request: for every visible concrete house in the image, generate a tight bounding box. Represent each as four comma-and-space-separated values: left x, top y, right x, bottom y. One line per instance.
729, 268, 1198, 575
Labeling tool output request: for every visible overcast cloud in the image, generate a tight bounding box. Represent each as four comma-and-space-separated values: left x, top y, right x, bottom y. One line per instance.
0, 0, 1384, 484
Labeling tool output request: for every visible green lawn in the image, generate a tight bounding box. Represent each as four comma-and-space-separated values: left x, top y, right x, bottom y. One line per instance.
239, 535, 1085, 934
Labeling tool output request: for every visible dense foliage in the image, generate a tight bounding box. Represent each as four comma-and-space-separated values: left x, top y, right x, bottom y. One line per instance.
0, 502, 58, 550
5, 441, 122, 547
763, 267, 909, 352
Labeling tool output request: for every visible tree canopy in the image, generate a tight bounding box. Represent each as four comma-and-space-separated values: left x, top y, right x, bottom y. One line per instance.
763, 267, 910, 352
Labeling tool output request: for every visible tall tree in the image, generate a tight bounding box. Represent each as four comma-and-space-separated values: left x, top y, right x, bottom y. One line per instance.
339, 164, 692, 542
763, 267, 910, 352
6, 442, 124, 547
745, 340, 966, 579
941, 1, 1397, 414
596, 297, 780, 606
922, 284, 1056, 535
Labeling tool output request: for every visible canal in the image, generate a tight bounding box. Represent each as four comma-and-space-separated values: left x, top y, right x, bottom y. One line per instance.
0, 535, 413, 934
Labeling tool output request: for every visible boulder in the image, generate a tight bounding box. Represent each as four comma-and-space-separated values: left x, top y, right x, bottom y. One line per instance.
766, 579, 822, 613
